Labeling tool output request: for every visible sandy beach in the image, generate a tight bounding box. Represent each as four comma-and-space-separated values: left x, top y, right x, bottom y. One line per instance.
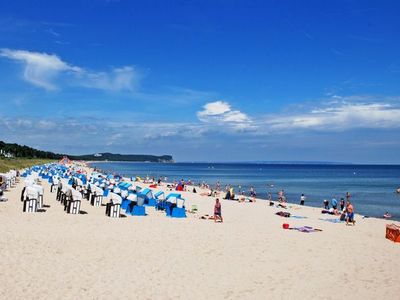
1, 167, 399, 300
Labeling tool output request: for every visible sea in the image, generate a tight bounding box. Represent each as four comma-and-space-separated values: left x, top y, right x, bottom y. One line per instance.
88, 162, 400, 221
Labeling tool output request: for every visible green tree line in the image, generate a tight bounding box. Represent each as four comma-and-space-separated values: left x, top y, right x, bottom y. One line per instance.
0, 141, 63, 159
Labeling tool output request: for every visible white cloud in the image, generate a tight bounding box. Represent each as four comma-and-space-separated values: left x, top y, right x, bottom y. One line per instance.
0, 48, 139, 91
198, 101, 231, 116
79, 66, 139, 91
197, 100, 252, 129
263, 101, 400, 132
0, 48, 80, 90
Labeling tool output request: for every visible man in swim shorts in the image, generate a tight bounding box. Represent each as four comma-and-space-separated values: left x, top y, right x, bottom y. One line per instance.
214, 198, 223, 223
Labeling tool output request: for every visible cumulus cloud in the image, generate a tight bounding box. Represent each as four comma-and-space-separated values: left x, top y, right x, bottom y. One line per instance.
0, 48, 139, 91
197, 101, 252, 129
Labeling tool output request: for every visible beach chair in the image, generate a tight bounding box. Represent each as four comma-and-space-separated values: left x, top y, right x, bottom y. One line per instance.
106, 193, 122, 218
63, 188, 73, 211
122, 193, 136, 211
32, 184, 44, 209
67, 190, 82, 214
165, 193, 186, 218
22, 186, 39, 213
51, 177, 59, 193
172, 197, 186, 218
154, 191, 166, 210
139, 188, 156, 206
90, 186, 104, 207
123, 193, 146, 216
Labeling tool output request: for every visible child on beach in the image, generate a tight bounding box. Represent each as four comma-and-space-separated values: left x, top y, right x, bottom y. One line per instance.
214, 198, 223, 223
345, 201, 355, 226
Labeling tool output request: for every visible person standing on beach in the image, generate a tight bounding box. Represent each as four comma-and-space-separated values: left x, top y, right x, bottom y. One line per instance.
214, 198, 223, 223
250, 186, 256, 197
346, 192, 351, 201
300, 194, 306, 205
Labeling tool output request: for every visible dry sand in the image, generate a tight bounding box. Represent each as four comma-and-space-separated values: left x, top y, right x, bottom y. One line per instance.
1, 173, 399, 299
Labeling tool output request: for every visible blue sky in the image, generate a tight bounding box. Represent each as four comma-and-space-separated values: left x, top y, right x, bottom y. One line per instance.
0, 0, 400, 163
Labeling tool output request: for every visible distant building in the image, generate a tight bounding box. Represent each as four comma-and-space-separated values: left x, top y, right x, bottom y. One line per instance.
0, 149, 14, 158
94, 153, 102, 157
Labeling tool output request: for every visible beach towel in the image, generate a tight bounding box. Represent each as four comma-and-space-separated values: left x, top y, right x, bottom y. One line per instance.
290, 226, 322, 233
291, 215, 307, 219
318, 218, 343, 223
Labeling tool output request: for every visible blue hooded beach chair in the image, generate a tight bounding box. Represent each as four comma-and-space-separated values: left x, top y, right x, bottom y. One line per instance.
154, 191, 165, 210
165, 193, 186, 218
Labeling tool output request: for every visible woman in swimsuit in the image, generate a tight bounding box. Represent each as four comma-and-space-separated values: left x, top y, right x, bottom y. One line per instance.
214, 198, 223, 223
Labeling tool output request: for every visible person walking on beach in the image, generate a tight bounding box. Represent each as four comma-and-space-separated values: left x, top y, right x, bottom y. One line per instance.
345, 200, 355, 226
214, 198, 223, 223
300, 194, 306, 205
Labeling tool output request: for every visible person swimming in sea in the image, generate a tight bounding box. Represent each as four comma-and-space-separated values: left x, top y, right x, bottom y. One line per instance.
383, 212, 392, 219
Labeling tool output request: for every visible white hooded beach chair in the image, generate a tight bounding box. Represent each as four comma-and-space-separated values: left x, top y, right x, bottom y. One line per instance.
106, 192, 122, 218
90, 186, 104, 206
67, 189, 82, 214
23, 186, 39, 212
32, 184, 44, 209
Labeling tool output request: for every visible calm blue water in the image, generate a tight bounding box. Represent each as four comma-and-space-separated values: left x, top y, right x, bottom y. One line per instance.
89, 162, 400, 220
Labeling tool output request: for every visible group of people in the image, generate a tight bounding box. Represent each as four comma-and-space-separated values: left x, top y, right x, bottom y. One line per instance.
298, 192, 356, 225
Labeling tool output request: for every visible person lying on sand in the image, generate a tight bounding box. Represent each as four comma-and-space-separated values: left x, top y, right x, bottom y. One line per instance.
200, 214, 215, 220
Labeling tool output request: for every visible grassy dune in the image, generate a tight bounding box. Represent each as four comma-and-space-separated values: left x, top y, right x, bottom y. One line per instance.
0, 158, 55, 173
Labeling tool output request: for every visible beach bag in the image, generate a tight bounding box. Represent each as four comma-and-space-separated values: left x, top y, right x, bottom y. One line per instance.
386, 224, 400, 243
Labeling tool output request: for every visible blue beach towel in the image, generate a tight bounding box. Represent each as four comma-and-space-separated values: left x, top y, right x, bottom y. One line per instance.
318, 218, 343, 223
291, 215, 308, 219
